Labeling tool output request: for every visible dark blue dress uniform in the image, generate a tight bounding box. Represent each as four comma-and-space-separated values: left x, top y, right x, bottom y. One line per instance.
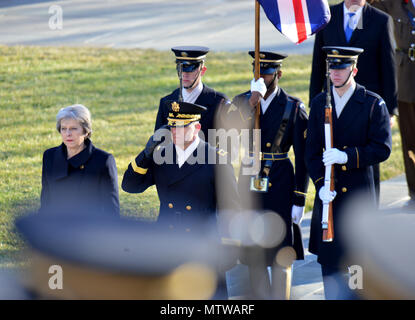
154, 46, 230, 140
306, 46, 392, 271
217, 51, 309, 268
40, 138, 120, 217
122, 101, 240, 299
123, 101, 240, 232
122, 139, 239, 231
231, 87, 309, 265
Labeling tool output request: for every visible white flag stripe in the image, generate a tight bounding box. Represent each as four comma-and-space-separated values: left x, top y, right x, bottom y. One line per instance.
277, 0, 299, 43
301, 0, 312, 37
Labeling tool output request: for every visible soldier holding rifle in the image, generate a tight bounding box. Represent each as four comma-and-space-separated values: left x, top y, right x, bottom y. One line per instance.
305, 46, 392, 299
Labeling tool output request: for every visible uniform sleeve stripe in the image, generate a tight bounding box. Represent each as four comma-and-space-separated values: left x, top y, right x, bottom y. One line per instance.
131, 160, 148, 175
294, 191, 307, 196
314, 177, 324, 184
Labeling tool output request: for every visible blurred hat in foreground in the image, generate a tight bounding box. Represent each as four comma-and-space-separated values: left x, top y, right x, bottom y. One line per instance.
341, 195, 415, 299
15, 214, 225, 300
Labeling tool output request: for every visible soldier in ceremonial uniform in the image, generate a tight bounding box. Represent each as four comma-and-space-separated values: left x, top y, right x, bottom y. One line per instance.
305, 46, 392, 299
154, 46, 230, 143
122, 101, 240, 298
309, 0, 398, 207
370, 0, 415, 208
221, 51, 309, 299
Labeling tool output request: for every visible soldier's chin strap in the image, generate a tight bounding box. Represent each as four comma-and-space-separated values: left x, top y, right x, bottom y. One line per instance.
334, 64, 355, 89
183, 64, 203, 90
266, 72, 278, 90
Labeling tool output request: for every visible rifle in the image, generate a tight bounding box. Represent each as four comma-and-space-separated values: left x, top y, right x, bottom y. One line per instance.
322, 59, 334, 242
177, 62, 184, 102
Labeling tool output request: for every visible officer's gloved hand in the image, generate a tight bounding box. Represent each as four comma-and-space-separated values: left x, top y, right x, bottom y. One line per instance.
318, 186, 337, 203
250, 78, 267, 97
291, 205, 305, 225
143, 125, 170, 160
323, 148, 348, 166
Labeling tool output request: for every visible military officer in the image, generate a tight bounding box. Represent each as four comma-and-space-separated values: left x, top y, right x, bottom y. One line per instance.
305, 46, 392, 299
370, 0, 415, 208
154, 46, 230, 143
309, 0, 398, 207
122, 101, 240, 298
221, 51, 309, 299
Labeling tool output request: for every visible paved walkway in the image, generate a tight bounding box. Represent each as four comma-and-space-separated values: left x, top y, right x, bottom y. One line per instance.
0, 0, 314, 53
227, 174, 412, 300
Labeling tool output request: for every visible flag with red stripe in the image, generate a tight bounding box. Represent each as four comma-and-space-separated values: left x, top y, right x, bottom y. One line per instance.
258, 0, 331, 44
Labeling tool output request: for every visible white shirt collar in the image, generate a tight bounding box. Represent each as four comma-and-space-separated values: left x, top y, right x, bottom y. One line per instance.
260, 86, 279, 114
175, 135, 200, 168
343, 3, 363, 31
182, 81, 203, 104
332, 81, 356, 117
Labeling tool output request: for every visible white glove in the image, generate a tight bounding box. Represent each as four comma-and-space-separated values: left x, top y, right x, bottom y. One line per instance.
319, 186, 337, 203
250, 78, 267, 97
291, 205, 305, 225
323, 148, 348, 166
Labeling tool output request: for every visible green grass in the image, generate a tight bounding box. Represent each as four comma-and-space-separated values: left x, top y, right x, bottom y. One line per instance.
0, 45, 404, 268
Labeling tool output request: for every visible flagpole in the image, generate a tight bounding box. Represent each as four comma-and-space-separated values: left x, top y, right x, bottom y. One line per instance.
254, 0, 261, 175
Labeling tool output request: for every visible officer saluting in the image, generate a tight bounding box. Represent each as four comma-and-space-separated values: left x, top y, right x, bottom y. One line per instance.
154, 46, 230, 143
222, 51, 309, 299
305, 46, 392, 299
123, 101, 239, 230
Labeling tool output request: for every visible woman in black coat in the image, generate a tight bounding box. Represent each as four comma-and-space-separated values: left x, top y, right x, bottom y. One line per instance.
39, 104, 119, 217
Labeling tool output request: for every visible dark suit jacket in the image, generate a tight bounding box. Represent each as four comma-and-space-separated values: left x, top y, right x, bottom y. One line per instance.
309, 2, 398, 115
305, 84, 392, 267
40, 139, 120, 217
154, 84, 229, 141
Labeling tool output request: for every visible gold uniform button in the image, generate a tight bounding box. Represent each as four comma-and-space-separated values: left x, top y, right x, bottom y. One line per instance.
266, 142, 272, 148
343, 146, 348, 150
80, 165, 85, 169
342, 187, 348, 193
342, 165, 347, 171
268, 182, 272, 187
168, 203, 173, 209
186, 205, 192, 211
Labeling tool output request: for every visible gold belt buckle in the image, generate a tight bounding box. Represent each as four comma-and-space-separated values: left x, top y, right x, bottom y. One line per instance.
409, 47, 415, 62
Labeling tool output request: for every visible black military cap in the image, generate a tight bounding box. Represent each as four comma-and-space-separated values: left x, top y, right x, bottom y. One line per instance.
323, 46, 364, 69
249, 51, 288, 75
166, 100, 207, 128
172, 46, 209, 72
15, 213, 224, 299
